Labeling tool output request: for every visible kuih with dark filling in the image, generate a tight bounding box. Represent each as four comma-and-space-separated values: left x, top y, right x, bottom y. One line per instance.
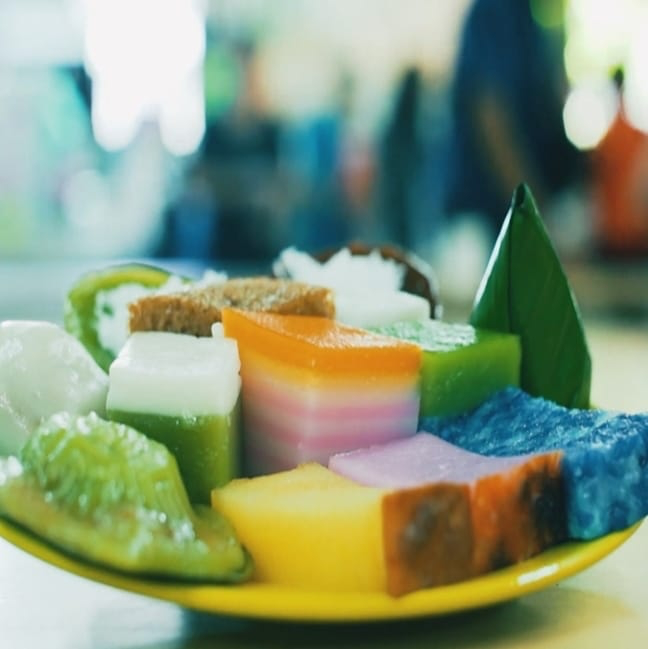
330, 433, 566, 596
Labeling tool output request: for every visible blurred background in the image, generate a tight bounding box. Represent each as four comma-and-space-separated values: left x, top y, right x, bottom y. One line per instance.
2, 0, 648, 323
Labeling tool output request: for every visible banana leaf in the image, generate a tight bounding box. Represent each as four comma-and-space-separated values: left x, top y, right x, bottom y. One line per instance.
469, 184, 591, 409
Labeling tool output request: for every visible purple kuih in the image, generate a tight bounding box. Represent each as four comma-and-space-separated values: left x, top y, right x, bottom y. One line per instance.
329, 433, 566, 580
330, 433, 550, 487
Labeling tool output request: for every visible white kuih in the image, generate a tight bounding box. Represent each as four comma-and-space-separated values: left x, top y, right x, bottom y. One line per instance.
0, 320, 108, 455
106, 328, 240, 417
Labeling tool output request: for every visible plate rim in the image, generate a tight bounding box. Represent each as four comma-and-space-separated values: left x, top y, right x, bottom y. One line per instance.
0, 517, 641, 622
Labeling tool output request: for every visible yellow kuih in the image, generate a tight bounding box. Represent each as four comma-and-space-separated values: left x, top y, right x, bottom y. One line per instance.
212, 464, 386, 592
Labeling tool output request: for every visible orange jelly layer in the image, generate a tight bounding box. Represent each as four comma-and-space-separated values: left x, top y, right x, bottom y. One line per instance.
222, 309, 422, 376
239, 347, 419, 389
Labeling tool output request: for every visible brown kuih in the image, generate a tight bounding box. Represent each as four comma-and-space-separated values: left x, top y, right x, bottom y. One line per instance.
129, 277, 335, 336
382, 451, 566, 596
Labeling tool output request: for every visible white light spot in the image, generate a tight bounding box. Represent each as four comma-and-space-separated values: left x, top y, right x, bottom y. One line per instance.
159, 71, 205, 157
82, 0, 205, 154
563, 81, 618, 150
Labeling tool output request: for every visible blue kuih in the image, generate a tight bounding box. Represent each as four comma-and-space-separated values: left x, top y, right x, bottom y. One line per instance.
420, 387, 648, 539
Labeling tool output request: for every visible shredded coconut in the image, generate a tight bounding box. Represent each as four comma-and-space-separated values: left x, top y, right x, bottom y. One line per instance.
277, 247, 405, 293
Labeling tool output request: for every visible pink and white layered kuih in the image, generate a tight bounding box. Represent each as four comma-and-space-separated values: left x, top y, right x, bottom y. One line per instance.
240, 366, 420, 475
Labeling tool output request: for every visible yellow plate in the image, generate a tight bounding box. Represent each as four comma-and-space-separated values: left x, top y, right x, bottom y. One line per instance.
0, 517, 639, 622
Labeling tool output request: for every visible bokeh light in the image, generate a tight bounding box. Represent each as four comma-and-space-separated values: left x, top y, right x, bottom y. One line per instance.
83, 0, 206, 154
563, 79, 618, 150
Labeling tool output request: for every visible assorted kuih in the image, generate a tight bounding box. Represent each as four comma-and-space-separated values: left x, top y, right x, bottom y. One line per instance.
211, 435, 564, 596
0, 184, 645, 598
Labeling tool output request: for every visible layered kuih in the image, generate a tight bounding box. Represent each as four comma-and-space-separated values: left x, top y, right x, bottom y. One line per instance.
371, 320, 520, 418
420, 387, 648, 539
329, 433, 565, 594
106, 327, 241, 504
221, 308, 422, 475
470, 184, 591, 409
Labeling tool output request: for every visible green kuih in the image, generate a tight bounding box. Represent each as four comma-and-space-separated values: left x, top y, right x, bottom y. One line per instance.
107, 408, 241, 505
106, 329, 242, 504
0, 413, 252, 582
470, 184, 591, 409
372, 320, 520, 418
64, 263, 178, 372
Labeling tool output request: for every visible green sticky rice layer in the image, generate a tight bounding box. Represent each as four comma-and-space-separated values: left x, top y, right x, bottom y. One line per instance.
107, 405, 241, 505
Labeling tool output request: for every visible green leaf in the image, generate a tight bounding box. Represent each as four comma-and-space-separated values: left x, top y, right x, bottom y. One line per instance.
469, 184, 591, 409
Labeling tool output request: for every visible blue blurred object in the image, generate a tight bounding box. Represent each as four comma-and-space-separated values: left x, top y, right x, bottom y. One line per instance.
284, 115, 351, 251
443, 0, 583, 239
168, 201, 218, 261
377, 67, 423, 249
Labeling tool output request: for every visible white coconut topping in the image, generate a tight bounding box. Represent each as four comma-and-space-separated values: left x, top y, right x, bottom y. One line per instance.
0, 320, 108, 455
277, 247, 405, 293
107, 330, 240, 417
277, 247, 429, 327
193, 269, 228, 288
95, 282, 158, 358
334, 291, 430, 328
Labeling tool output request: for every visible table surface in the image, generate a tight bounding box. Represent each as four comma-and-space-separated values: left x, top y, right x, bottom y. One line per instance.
2, 319, 647, 649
